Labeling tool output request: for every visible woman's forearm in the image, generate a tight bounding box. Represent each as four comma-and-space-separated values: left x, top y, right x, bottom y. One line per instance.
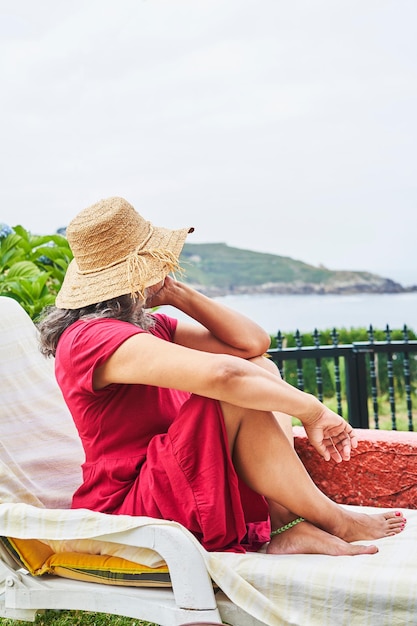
215, 357, 322, 421
166, 281, 271, 355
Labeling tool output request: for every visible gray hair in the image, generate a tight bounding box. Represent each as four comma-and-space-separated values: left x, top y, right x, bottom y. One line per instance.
38, 294, 154, 358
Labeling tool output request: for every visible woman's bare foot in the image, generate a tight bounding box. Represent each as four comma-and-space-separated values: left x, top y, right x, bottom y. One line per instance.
267, 520, 378, 556
334, 509, 406, 543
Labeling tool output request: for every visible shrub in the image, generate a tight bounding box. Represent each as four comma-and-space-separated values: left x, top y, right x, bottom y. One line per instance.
0, 224, 73, 321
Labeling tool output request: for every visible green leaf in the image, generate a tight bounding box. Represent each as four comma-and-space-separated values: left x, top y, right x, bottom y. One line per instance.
6, 261, 42, 278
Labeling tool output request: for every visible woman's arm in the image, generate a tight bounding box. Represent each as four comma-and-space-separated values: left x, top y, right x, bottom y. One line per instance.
94, 332, 357, 462
95, 332, 318, 416
145, 276, 271, 358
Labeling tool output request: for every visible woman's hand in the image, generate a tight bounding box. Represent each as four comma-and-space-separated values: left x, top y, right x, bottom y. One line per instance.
144, 276, 174, 308
303, 407, 358, 463
145, 276, 271, 358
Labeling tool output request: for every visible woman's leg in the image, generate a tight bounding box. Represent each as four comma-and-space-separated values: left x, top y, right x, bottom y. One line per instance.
247, 355, 364, 554
249, 356, 302, 532
220, 399, 405, 556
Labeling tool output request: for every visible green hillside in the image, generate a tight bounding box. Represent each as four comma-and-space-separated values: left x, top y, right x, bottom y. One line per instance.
179, 243, 404, 295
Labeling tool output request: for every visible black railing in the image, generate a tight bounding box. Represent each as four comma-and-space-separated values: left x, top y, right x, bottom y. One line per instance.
267, 325, 417, 431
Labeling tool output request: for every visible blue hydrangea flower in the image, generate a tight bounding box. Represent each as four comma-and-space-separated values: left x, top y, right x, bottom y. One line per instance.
0, 223, 13, 239
38, 241, 56, 265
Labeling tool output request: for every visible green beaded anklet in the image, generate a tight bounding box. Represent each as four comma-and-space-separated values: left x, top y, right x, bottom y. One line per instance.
270, 516, 305, 537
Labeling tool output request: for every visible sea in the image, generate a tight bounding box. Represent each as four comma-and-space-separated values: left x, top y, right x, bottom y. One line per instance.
162, 292, 417, 334
161, 269, 417, 335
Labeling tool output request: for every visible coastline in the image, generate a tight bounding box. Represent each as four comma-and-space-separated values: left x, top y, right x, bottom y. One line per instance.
185, 281, 417, 298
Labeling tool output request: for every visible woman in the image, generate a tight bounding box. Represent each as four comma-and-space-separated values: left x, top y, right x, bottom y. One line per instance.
38, 196, 406, 556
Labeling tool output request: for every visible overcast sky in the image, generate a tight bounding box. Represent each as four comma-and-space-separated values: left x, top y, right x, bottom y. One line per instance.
1, 0, 416, 284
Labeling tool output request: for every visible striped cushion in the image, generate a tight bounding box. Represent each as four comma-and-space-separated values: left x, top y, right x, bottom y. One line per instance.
1, 536, 171, 587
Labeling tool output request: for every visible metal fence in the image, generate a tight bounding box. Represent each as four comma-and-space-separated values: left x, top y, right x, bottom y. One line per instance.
267, 325, 417, 431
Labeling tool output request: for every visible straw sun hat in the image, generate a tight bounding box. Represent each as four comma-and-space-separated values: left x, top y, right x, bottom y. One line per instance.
55, 197, 193, 309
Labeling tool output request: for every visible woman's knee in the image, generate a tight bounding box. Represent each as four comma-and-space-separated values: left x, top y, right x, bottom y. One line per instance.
249, 355, 282, 378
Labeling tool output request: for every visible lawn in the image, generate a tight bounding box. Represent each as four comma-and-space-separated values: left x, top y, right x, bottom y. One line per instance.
0, 611, 156, 626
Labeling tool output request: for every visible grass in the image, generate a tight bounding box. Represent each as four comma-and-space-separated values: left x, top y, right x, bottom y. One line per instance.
0, 611, 156, 626
323, 395, 415, 431
290, 396, 415, 433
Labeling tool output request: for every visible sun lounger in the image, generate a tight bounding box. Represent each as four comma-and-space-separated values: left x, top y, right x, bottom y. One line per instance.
1, 295, 416, 626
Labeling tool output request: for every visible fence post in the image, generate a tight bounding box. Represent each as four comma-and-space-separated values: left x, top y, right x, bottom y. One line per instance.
344, 349, 370, 428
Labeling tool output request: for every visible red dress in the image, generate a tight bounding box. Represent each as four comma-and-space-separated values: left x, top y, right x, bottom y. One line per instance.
55, 314, 270, 552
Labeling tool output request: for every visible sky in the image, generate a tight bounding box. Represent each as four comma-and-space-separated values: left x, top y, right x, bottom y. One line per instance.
1, 0, 416, 284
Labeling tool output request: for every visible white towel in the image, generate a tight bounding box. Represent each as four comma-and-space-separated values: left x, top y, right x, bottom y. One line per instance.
0, 296, 83, 508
